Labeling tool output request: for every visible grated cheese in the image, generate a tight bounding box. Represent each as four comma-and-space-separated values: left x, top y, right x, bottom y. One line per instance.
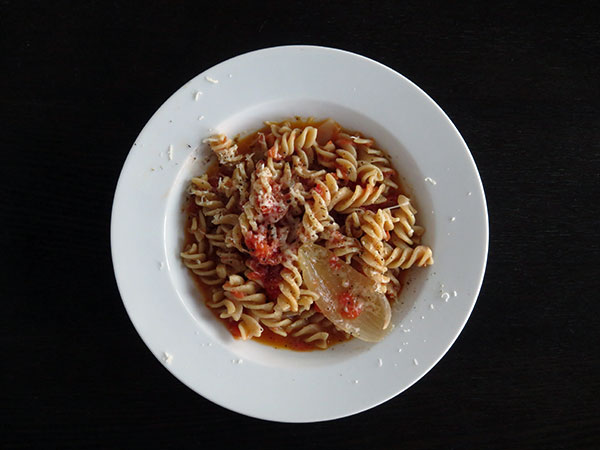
215, 146, 239, 165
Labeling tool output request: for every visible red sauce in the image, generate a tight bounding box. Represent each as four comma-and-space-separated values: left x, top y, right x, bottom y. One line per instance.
225, 319, 242, 338
203, 158, 222, 179
256, 179, 288, 223
329, 255, 342, 271
267, 144, 283, 160
244, 227, 282, 266
232, 290, 245, 299
254, 328, 348, 352
247, 259, 282, 301
330, 230, 345, 243
338, 291, 362, 319
263, 277, 282, 302
265, 133, 276, 147
313, 183, 325, 197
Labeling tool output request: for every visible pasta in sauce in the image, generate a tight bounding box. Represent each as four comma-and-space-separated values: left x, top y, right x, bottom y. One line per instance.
181, 118, 433, 350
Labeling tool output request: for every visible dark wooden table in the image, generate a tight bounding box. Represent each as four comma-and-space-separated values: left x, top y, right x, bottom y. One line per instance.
3, 1, 598, 448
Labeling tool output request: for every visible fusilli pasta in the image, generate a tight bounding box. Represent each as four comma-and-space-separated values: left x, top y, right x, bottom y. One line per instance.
181, 118, 433, 350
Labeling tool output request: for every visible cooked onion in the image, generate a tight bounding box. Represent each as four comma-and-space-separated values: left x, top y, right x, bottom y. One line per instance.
298, 243, 392, 342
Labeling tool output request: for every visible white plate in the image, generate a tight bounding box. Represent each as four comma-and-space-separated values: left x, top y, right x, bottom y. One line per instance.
111, 45, 488, 422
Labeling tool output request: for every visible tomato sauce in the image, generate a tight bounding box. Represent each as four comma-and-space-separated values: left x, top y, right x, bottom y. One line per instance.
338, 291, 363, 319
328, 255, 343, 271
251, 326, 350, 351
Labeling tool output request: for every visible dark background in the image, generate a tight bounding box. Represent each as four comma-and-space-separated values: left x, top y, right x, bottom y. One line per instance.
2, 1, 598, 448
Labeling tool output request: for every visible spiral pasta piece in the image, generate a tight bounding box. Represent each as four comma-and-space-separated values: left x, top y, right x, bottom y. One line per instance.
215, 175, 234, 197
223, 276, 273, 336
386, 268, 403, 298
357, 144, 396, 179
190, 175, 224, 217
216, 248, 246, 274
266, 121, 291, 138
298, 178, 338, 243
390, 194, 419, 245
299, 200, 326, 243
344, 211, 363, 238
265, 155, 284, 176
292, 145, 325, 180
238, 313, 263, 340
356, 209, 396, 292
284, 309, 339, 349
298, 174, 339, 242
330, 183, 386, 212
316, 173, 339, 208
225, 207, 253, 253
276, 253, 302, 313
294, 126, 318, 150
384, 241, 434, 269
334, 137, 358, 181
297, 288, 319, 313
188, 209, 208, 245
259, 314, 293, 337
180, 242, 227, 285
223, 274, 266, 301
325, 230, 361, 264
212, 210, 239, 228
205, 134, 243, 166
273, 126, 318, 159
231, 159, 253, 205
204, 226, 228, 252
315, 140, 337, 168
207, 289, 243, 321
356, 161, 384, 185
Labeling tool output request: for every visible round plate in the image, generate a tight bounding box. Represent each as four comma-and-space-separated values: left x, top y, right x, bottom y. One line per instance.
111, 45, 488, 422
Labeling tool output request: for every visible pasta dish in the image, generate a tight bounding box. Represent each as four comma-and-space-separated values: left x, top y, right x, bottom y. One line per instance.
181, 118, 433, 350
